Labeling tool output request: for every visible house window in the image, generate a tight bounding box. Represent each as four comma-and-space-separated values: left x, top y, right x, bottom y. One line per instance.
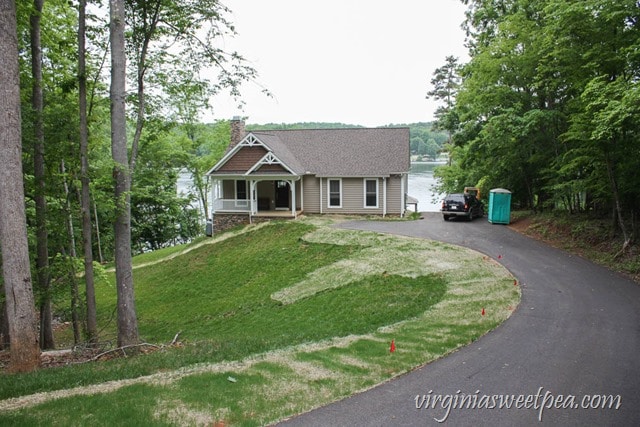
235, 180, 247, 206
328, 179, 341, 208
364, 179, 378, 208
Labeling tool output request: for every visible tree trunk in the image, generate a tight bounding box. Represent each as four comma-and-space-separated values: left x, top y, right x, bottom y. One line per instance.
0, 0, 41, 371
31, 0, 55, 350
0, 289, 9, 350
110, 0, 139, 347
61, 160, 82, 344
605, 150, 631, 255
192, 168, 210, 220
94, 202, 104, 264
78, 0, 98, 343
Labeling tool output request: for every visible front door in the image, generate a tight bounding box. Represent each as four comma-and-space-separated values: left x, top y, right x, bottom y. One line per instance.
275, 181, 290, 210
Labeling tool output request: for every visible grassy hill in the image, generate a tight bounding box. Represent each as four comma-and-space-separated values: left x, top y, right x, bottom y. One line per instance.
0, 218, 519, 426
96, 221, 447, 356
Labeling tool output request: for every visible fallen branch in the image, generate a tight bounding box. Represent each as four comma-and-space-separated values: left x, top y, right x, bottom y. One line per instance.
90, 343, 160, 362
613, 238, 633, 260
171, 331, 182, 346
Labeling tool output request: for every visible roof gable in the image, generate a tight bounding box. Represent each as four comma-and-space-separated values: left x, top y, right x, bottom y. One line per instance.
247, 152, 296, 175
206, 133, 299, 176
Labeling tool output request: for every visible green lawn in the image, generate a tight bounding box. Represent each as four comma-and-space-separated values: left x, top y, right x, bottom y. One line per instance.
0, 218, 520, 426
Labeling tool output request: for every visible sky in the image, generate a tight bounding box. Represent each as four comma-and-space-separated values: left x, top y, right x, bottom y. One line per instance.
207, 1, 469, 127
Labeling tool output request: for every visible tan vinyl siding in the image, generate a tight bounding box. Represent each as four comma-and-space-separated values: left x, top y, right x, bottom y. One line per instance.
347, 178, 385, 215
309, 176, 405, 215
302, 176, 321, 213
386, 175, 403, 215
295, 180, 302, 210
317, 178, 382, 215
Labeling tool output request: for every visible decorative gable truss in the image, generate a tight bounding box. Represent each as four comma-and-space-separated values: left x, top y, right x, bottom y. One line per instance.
246, 152, 296, 175
239, 134, 262, 147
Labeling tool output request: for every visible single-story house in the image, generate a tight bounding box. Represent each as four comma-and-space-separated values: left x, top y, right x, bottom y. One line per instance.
205, 118, 411, 230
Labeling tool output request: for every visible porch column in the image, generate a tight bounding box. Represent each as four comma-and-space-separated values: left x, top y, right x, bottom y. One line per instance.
250, 180, 258, 216
209, 177, 218, 218
290, 179, 296, 217
300, 177, 304, 212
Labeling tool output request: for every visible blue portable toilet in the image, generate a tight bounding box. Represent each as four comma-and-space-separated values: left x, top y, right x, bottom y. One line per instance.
488, 188, 512, 224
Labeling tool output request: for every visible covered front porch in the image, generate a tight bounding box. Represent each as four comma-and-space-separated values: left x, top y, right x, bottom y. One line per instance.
210, 176, 303, 219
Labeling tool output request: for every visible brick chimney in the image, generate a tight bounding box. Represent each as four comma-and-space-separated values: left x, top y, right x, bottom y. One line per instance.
229, 116, 245, 151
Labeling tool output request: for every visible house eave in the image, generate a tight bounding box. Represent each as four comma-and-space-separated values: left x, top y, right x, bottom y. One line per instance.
208, 173, 301, 180
314, 173, 393, 178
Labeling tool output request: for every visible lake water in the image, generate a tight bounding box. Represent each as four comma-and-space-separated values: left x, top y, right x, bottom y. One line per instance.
407, 161, 445, 212
177, 161, 444, 214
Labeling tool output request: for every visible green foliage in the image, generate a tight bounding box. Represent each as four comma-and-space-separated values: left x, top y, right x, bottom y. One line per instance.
129, 120, 205, 252
174, 120, 230, 220
436, 0, 639, 234
427, 55, 462, 137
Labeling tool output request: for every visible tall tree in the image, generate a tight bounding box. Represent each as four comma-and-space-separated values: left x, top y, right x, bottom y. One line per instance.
30, 0, 55, 350
78, 0, 98, 343
427, 56, 461, 124
0, 291, 9, 349
0, 0, 41, 372
553, 0, 640, 252
427, 55, 462, 164
110, 0, 139, 347
125, 0, 260, 175
60, 159, 82, 343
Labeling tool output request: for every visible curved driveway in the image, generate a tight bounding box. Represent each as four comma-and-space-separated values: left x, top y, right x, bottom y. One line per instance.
280, 213, 640, 426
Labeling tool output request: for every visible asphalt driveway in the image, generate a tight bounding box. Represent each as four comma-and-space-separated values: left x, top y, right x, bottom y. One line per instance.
279, 213, 640, 426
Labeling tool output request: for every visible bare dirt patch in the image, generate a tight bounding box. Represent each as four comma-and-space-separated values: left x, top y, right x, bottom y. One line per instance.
508, 212, 639, 284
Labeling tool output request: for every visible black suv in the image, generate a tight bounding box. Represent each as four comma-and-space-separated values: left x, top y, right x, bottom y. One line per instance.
441, 193, 484, 221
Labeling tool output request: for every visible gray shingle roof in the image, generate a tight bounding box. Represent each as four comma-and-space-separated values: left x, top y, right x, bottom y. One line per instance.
252, 127, 410, 177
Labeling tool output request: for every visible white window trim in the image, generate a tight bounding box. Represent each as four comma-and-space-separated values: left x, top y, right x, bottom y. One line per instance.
363, 178, 379, 209
327, 178, 342, 208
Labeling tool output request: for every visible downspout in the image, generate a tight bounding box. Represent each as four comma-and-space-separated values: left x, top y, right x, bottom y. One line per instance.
400, 174, 405, 218
383, 177, 387, 217
319, 177, 323, 214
